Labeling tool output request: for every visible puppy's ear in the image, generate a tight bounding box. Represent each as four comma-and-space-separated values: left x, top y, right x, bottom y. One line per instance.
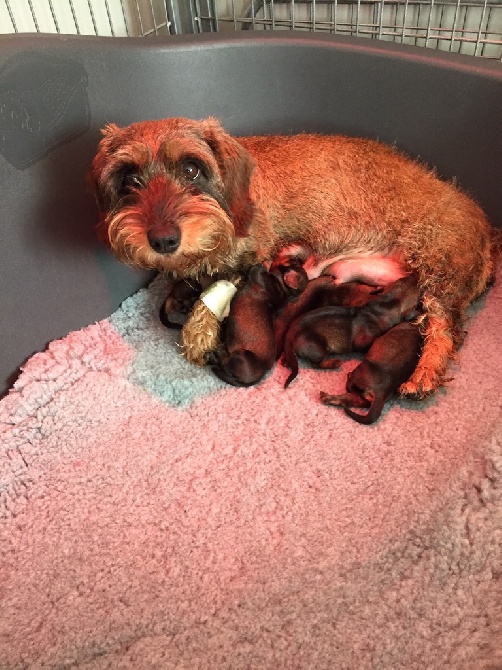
200, 117, 255, 237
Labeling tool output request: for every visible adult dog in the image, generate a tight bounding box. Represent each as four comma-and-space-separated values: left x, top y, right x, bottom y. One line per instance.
89, 116, 497, 398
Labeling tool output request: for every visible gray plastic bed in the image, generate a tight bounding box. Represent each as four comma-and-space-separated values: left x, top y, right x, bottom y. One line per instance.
1, 31, 501, 395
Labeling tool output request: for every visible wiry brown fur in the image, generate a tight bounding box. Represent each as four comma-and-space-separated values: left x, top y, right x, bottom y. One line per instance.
89, 117, 496, 398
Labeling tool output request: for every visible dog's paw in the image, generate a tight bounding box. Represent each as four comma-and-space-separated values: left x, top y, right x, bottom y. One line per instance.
399, 373, 438, 400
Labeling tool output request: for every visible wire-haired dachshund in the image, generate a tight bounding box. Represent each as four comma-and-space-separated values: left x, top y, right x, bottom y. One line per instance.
89, 117, 497, 398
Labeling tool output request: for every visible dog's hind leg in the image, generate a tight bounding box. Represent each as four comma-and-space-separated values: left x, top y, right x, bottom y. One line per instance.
399, 299, 455, 399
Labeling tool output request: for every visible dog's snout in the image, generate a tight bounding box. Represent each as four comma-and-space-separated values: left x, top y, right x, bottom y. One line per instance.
148, 226, 181, 254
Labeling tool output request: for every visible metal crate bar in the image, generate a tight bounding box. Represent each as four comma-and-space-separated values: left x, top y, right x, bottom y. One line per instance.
0, 0, 500, 59
192, 0, 502, 59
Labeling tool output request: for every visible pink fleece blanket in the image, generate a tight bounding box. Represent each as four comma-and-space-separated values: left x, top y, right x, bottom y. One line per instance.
1, 265, 501, 669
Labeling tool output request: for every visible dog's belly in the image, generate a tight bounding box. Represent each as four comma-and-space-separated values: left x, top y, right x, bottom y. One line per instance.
304, 254, 407, 286
273, 244, 407, 286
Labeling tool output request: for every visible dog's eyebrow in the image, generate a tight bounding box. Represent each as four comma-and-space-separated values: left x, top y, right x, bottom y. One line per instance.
156, 138, 220, 172
112, 142, 153, 165
102, 158, 143, 186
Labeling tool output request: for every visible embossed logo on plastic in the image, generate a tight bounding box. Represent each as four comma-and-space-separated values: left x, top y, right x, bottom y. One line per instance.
0, 52, 90, 170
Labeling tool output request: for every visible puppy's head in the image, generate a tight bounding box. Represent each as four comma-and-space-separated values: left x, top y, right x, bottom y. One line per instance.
245, 264, 290, 308
88, 117, 255, 278
377, 273, 420, 319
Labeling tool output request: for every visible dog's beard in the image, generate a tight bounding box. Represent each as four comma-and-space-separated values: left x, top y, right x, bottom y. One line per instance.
105, 197, 237, 278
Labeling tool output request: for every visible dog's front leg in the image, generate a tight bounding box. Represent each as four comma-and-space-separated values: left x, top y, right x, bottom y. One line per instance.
180, 275, 242, 366
181, 299, 222, 366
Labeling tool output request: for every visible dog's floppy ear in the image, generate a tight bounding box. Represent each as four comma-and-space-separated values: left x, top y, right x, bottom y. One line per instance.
200, 117, 255, 237
99, 123, 122, 152
87, 123, 125, 240
87, 123, 124, 212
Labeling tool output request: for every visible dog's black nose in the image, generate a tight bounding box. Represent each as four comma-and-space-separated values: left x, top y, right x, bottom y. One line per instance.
148, 226, 181, 254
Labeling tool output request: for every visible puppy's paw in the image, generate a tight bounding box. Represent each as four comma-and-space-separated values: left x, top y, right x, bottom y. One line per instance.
320, 391, 344, 406
160, 280, 202, 330
318, 358, 343, 370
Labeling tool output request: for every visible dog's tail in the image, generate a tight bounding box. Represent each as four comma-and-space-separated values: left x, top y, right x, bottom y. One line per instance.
282, 333, 300, 388
343, 394, 386, 425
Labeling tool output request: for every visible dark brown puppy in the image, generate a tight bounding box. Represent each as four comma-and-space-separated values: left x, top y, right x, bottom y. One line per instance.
282, 275, 419, 387
159, 279, 202, 329
212, 264, 306, 386
320, 322, 422, 424
274, 275, 383, 359
89, 117, 497, 397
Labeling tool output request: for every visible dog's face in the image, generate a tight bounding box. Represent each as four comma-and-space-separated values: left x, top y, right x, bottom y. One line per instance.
89, 117, 255, 278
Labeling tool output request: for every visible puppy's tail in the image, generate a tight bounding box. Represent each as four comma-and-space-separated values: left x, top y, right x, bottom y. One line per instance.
344, 394, 386, 425
282, 335, 299, 388
274, 321, 289, 360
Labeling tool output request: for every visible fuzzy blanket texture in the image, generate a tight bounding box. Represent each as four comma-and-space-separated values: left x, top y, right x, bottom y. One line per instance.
1, 264, 501, 670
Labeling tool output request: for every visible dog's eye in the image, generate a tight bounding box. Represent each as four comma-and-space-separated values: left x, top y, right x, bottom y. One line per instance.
181, 161, 201, 182
119, 172, 142, 194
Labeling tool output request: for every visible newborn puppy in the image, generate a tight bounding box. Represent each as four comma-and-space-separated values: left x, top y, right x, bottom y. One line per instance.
274, 275, 382, 358
320, 322, 422, 424
159, 279, 203, 329
212, 264, 306, 386
282, 274, 419, 387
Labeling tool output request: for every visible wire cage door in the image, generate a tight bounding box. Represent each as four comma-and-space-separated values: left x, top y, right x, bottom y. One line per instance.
184, 0, 502, 59
0, 0, 192, 37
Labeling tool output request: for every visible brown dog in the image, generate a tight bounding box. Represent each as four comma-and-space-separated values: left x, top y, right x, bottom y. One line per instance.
281, 275, 419, 387
273, 275, 382, 358
211, 264, 305, 386
89, 117, 497, 398
320, 322, 422, 424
